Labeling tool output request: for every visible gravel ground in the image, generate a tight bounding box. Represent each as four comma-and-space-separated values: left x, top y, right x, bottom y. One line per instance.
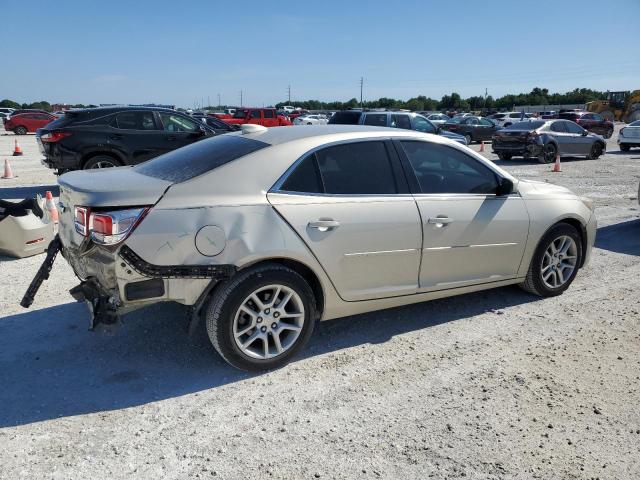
0, 124, 639, 480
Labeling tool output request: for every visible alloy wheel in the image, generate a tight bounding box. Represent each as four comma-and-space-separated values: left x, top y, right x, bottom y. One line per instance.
92, 160, 118, 168
233, 284, 305, 360
544, 144, 556, 163
540, 235, 578, 289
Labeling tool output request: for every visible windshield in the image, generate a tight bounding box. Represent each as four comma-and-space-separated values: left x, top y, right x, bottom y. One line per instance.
447, 118, 462, 124
629, 120, 640, 127
135, 135, 269, 183
233, 109, 249, 118
505, 121, 545, 130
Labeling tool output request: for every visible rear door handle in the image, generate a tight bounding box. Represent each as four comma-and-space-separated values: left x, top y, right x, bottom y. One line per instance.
166, 135, 177, 141
109, 134, 123, 140
308, 219, 340, 231
427, 216, 453, 226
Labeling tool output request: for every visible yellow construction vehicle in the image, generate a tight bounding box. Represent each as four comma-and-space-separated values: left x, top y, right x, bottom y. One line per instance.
586, 90, 640, 123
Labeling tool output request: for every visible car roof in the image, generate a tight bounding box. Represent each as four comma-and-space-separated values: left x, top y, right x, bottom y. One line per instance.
236, 124, 425, 146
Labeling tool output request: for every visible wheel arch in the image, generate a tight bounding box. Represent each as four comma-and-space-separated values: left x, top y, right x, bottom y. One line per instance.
80, 150, 125, 168
548, 217, 588, 268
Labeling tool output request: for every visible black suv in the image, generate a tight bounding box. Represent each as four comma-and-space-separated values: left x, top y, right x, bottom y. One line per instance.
36, 107, 236, 172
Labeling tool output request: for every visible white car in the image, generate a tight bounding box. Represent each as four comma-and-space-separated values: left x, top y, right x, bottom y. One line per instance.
491, 112, 536, 128
618, 120, 640, 152
293, 114, 328, 125
425, 113, 450, 125
281, 106, 296, 113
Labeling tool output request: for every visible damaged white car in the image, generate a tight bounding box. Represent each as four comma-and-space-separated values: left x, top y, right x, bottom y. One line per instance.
22, 124, 597, 370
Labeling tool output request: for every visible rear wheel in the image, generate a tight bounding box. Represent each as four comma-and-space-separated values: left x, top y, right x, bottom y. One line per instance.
620, 144, 631, 152
603, 128, 613, 139
497, 152, 512, 161
14, 126, 27, 135
464, 133, 472, 145
205, 264, 317, 371
587, 142, 603, 160
520, 223, 583, 297
539, 143, 556, 164
83, 155, 122, 169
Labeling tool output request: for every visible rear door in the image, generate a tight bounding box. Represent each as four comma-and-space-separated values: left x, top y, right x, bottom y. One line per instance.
262, 109, 278, 127
109, 110, 164, 164
548, 121, 572, 154
157, 111, 205, 154
396, 140, 529, 290
267, 140, 422, 301
247, 109, 263, 125
477, 118, 497, 141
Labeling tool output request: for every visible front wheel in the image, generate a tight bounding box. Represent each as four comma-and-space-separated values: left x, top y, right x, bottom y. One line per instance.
497, 152, 512, 161
519, 223, 583, 297
205, 264, 317, 371
14, 126, 27, 135
604, 128, 613, 139
83, 155, 122, 169
464, 134, 472, 145
620, 144, 630, 152
587, 142, 603, 160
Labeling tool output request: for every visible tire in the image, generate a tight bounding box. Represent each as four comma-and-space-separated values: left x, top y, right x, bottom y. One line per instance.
307, 122, 312, 125
603, 128, 613, 139
587, 142, 603, 160
538, 143, 557, 164
83, 155, 123, 169
464, 134, 472, 145
497, 152, 512, 161
519, 223, 583, 297
504, 122, 512, 128
620, 144, 630, 152
14, 126, 27, 135
205, 263, 317, 371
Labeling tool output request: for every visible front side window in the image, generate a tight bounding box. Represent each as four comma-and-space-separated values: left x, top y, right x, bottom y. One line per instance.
412, 116, 437, 134
391, 114, 412, 130
233, 109, 248, 118
564, 121, 585, 134
251, 110, 261, 119
363, 113, 387, 126
115, 111, 157, 130
159, 113, 198, 132
400, 141, 498, 194
592, 113, 604, 121
263, 110, 275, 119
479, 118, 494, 126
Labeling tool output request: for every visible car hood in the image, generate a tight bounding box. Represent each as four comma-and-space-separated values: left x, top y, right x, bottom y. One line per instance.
438, 130, 467, 144
516, 179, 577, 198
58, 167, 172, 207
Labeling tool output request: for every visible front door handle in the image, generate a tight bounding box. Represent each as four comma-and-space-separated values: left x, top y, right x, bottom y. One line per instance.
308, 219, 340, 231
166, 135, 177, 141
427, 216, 453, 226
109, 134, 123, 140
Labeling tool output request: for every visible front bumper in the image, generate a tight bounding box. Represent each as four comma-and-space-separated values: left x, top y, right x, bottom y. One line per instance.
583, 211, 597, 268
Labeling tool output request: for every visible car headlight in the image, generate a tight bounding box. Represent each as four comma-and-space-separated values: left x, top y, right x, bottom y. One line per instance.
580, 196, 595, 212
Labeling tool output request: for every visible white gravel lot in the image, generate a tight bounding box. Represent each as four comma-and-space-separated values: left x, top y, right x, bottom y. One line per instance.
0, 124, 639, 480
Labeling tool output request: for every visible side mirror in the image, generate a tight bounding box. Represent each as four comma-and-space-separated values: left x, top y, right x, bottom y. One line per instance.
496, 177, 513, 196
581, 130, 588, 136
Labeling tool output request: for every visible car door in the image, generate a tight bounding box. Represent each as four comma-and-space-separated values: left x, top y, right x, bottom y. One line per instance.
411, 115, 438, 135
361, 113, 388, 127
267, 140, 422, 301
108, 111, 165, 163
478, 118, 497, 141
547, 121, 572, 155
263, 109, 278, 127
391, 114, 413, 130
157, 111, 206, 154
395, 139, 529, 291
247, 109, 263, 125
563, 120, 593, 155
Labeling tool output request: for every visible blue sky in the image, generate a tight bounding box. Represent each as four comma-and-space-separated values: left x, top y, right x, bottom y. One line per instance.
2, 0, 639, 108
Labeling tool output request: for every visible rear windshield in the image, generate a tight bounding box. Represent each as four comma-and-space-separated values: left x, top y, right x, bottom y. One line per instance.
328, 111, 362, 125
630, 120, 640, 127
505, 121, 545, 130
134, 135, 269, 183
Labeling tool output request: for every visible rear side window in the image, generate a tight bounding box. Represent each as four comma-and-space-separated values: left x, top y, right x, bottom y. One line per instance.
280, 155, 323, 193
115, 111, 156, 130
363, 113, 387, 126
400, 141, 498, 194
135, 135, 269, 183
506, 121, 544, 130
550, 122, 567, 133
264, 110, 275, 119
251, 110, 261, 119
316, 142, 397, 194
327, 111, 362, 125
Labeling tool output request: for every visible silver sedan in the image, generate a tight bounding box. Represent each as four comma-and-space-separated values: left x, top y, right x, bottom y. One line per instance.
24, 124, 597, 370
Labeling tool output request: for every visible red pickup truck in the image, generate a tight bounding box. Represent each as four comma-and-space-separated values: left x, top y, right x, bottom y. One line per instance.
223, 108, 292, 127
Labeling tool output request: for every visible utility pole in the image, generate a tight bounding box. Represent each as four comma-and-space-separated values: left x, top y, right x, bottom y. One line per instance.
240, 90, 243, 107
207, 96, 210, 109
217, 93, 221, 108
287, 85, 291, 103
360, 77, 364, 107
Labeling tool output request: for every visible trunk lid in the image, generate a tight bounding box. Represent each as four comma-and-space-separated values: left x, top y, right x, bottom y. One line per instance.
58, 167, 171, 207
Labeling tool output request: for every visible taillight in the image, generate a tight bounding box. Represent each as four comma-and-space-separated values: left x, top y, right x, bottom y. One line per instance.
40, 131, 72, 142
89, 208, 149, 245
74, 206, 90, 236
620, 128, 625, 137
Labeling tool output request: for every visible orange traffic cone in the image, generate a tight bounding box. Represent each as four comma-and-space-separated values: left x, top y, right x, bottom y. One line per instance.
1, 158, 15, 179
552, 153, 561, 172
45, 191, 59, 223
13, 139, 23, 156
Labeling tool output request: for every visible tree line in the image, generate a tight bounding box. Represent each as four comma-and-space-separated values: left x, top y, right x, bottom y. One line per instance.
275, 87, 606, 112
1, 87, 607, 113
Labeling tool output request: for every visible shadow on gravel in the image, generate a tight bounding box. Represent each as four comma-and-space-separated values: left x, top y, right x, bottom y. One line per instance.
0, 285, 539, 427
492, 155, 588, 167
595, 219, 640, 256
0, 185, 59, 200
